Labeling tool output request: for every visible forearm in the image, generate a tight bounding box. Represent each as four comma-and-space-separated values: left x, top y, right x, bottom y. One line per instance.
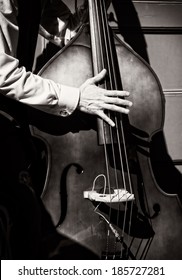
0, 53, 79, 116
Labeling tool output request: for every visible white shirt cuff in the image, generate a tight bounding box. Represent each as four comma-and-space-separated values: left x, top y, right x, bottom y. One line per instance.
58, 85, 80, 117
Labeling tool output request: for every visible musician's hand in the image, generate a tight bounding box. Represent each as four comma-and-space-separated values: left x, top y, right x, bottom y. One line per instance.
78, 69, 132, 127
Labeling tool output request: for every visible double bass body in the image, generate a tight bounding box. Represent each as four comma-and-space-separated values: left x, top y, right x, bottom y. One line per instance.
31, 18, 182, 259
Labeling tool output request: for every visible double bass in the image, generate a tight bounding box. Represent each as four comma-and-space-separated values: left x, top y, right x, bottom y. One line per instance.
31, 0, 182, 259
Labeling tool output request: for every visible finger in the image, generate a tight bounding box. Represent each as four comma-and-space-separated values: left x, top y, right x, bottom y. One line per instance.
103, 104, 131, 114
89, 69, 107, 85
104, 96, 132, 107
97, 111, 115, 127
104, 90, 130, 97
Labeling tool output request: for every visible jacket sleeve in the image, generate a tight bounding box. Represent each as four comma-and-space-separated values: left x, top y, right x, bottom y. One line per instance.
0, 2, 79, 117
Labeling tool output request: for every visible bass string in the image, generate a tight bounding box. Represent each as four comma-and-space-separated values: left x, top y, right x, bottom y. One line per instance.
89, 0, 135, 258
92, 0, 113, 199
90, 3, 117, 257
99, 0, 135, 257
97, 0, 122, 247
98, 0, 126, 256
92, 0, 118, 258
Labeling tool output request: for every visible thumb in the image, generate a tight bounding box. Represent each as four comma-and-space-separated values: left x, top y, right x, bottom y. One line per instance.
90, 69, 107, 85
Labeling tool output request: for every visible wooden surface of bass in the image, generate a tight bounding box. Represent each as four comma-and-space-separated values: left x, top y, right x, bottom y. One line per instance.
31, 18, 182, 259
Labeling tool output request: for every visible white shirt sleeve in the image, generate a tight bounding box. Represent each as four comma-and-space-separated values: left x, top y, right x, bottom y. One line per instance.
0, 0, 80, 117
0, 52, 80, 116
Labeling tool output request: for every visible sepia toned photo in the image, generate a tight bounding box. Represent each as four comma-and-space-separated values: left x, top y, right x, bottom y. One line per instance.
0, 0, 182, 263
